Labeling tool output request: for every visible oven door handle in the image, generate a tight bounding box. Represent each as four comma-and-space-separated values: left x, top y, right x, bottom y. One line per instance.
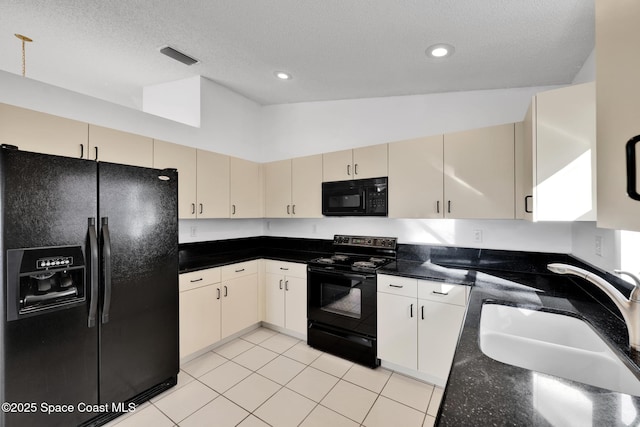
307, 267, 375, 281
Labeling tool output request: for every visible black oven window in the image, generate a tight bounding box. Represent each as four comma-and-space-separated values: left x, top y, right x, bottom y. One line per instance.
320, 282, 361, 319
329, 194, 361, 208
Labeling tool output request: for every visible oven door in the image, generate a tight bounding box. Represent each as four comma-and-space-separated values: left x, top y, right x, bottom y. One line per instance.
307, 267, 377, 337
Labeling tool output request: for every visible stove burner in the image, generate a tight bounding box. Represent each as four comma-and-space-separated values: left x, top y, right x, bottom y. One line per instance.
316, 258, 335, 264
353, 261, 376, 268
332, 255, 349, 261
369, 257, 386, 264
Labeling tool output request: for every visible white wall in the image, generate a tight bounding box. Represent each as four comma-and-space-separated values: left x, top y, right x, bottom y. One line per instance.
259, 86, 560, 162
143, 76, 201, 127
0, 71, 264, 161
570, 222, 620, 272
263, 218, 571, 253
0, 69, 581, 254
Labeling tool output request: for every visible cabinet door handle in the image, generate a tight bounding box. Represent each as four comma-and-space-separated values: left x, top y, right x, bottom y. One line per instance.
285, 280, 289, 291
279, 279, 283, 290
191, 203, 196, 214
190, 278, 203, 283
524, 196, 533, 213
287, 205, 290, 215
389, 284, 403, 288
626, 135, 640, 201
224, 285, 228, 297
235, 268, 245, 273
216, 288, 221, 300
436, 200, 440, 214
410, 303, 414, 318
354, 164, 359, 175
432, 290, 450, 296
347, 164, 351, 176
232, 204, 236, 215
94, 146, 99, 161
280, 267, 289, 271
292, 205, 296, 215
421, 305, 425, 320
80, 144, 84, 159
447, 200, 451, 214
199, 203, 203, 214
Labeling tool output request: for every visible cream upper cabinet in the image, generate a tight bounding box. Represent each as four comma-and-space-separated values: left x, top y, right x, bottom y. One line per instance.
323, 144, 388, 181
265, 154, 322, 218
291, 154, 323, 217
517, 83, 596, 222
596, 0, 640, 231
197, 150, 230, 219
154, 140, 230, 219
230, 156, 262, 218
323, 149, 353, 181
389, 135, 444, 218
88, 125, 153, 168
153, 139, 197, 219
0, 103, 87, 159
264, 159, 292, 218
516, 115, 534, 221
443, 124, 515, 219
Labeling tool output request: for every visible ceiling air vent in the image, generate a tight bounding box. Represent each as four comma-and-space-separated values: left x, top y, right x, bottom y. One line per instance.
160, 46, 199, 66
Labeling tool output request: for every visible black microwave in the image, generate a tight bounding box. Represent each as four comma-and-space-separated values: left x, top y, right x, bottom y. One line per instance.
322, 177, 388, 216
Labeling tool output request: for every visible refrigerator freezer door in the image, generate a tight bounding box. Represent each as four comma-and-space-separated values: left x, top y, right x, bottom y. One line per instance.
97, 162, 178, 405
1, 148, 99, 427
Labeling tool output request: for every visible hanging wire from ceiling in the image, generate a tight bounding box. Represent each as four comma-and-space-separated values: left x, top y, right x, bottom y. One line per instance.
14, 34, 33, 77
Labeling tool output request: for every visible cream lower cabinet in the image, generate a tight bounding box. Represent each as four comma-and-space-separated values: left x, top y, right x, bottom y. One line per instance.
377, 274, 468, 387
443, 124, 515, 219
220, 261, 259, 339
88, 125, 153, 168
0, 103, 88, 158
264, 260, 307, 337
179, 268, 222, 359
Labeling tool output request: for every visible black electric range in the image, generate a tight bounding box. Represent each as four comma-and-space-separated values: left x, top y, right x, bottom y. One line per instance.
307, 235, 397, 367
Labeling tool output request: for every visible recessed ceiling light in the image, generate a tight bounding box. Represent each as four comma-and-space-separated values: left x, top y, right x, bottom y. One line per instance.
426, 44, 455, 59
274, 71, 292, 80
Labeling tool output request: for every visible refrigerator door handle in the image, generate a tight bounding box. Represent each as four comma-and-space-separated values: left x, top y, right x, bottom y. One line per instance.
88, 218, 99, 328
101, 217, 112, 324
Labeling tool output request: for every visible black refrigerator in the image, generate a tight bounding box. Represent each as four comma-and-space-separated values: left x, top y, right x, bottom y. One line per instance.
0, 146, 179, 426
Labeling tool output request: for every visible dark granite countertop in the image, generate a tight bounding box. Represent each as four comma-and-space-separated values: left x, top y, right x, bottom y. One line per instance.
179, 236, 640, 425
435, 268, 640, 427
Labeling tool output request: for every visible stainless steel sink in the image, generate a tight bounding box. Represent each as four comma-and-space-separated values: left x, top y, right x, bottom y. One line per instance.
479, 303, 640, 396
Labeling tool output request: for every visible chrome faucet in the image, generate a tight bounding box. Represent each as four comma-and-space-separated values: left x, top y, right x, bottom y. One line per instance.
547, 263, 640, 351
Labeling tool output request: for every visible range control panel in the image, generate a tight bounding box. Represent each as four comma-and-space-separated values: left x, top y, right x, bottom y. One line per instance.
36, 256, 73, 269
333, 235, 397, 249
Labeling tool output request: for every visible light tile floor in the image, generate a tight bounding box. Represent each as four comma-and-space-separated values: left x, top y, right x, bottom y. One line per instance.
104, 327, 444, 427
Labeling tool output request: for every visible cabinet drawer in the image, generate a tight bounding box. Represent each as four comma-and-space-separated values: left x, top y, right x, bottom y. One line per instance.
265, 260, 307, 277
179, 268, 221, 292
377, 274, 417, 297
418, 280, 468, 306
221, 260, 258, 281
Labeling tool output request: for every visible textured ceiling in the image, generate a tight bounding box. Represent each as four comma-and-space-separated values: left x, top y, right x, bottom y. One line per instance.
0, 0, 594, 108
